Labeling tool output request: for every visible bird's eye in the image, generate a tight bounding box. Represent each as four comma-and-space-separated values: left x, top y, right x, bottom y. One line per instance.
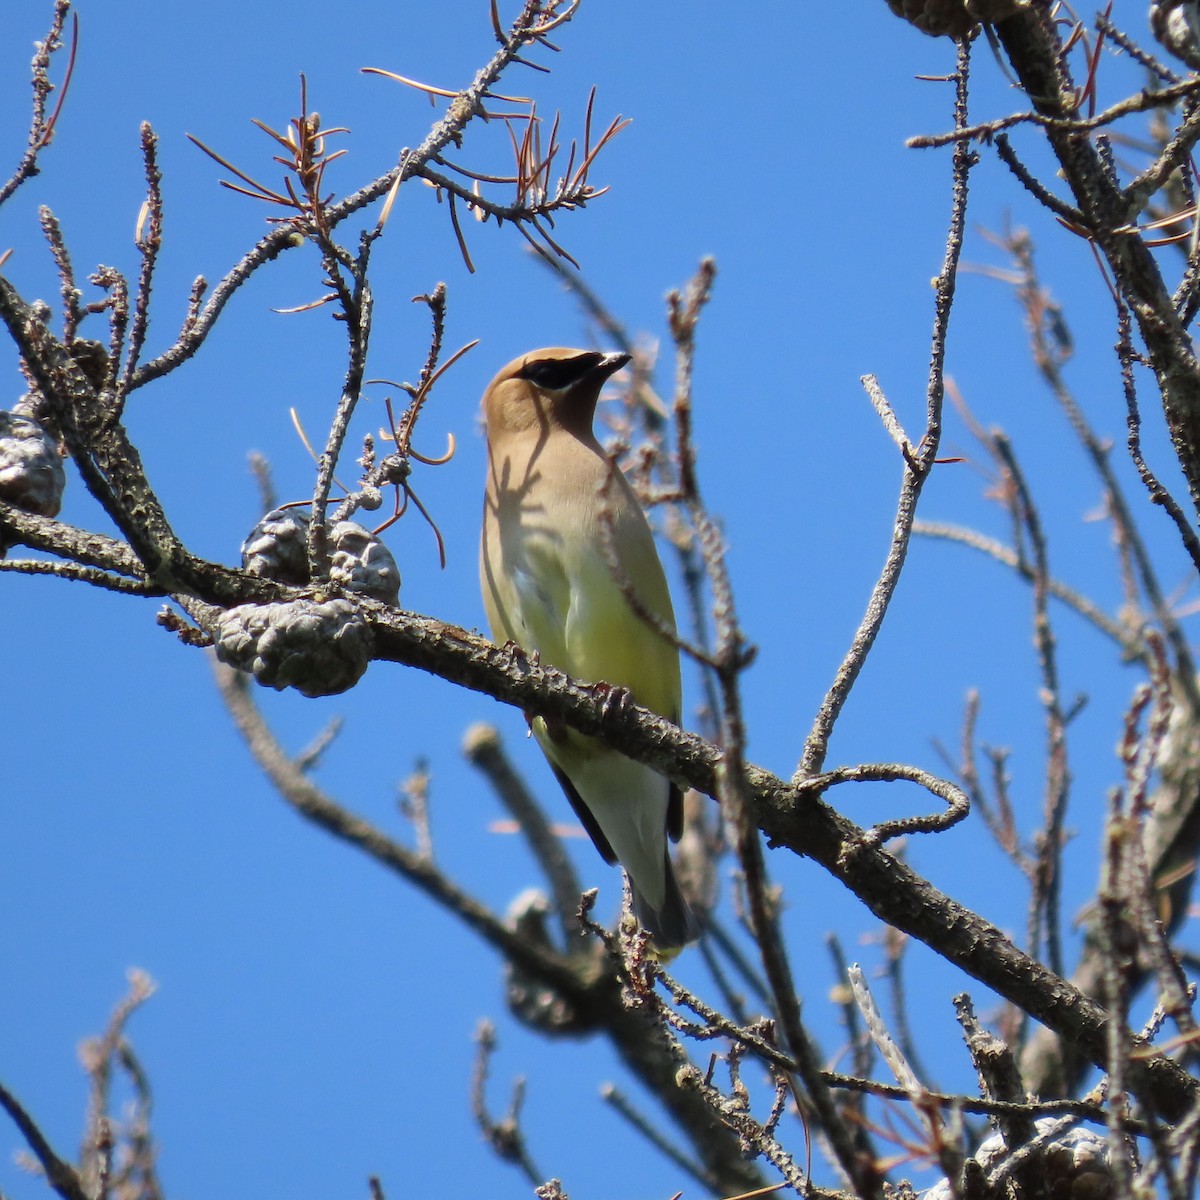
517, 353, 603, 391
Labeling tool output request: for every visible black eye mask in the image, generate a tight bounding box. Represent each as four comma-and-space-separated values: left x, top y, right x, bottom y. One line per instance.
516, 353, 604, 391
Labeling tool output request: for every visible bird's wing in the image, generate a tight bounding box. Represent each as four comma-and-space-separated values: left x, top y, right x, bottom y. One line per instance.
546, 759, 618, 863
561, 498, 686, 848
480, 475, 573, 670
560, 498, 681, 723
503, 544, 574, 668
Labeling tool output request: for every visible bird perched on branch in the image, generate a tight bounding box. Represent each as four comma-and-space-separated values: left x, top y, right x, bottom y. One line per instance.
480, 347, 699, 951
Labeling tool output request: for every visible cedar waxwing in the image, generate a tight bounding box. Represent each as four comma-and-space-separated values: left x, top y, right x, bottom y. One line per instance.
480, 347, 699, 951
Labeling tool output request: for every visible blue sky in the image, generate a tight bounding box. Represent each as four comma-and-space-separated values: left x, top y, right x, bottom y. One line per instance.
2, 2, 1193, 1198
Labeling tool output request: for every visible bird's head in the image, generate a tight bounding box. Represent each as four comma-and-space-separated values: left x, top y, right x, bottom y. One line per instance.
482, 347, 631, 440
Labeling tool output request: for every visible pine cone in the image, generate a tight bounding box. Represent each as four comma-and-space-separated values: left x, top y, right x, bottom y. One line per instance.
242, 507, 400, 604
214, 598, 372, 697
885, 0, 1027, 38
0, 410, 65, 518
923, 1119, 1117, 1200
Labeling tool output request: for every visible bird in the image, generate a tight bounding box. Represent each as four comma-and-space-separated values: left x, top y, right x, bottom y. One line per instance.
480, 347, 700, 951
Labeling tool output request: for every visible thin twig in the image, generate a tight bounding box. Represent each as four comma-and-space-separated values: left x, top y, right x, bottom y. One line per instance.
800, 41, 975, 778
131, 0, 587, 390
117, 122, 165, 404
463, 722, 585, 945
470, 1021, 544, 1185
0, 2, 75, 208
912, 520, 1140, 656
991, 433, 1070, 980
0, 1080, 88, 1200
601, 1084, 717, 1192
907, 76, 1200, 150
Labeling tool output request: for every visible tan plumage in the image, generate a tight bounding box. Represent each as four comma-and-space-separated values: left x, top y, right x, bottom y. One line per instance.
480, 347, 699, 950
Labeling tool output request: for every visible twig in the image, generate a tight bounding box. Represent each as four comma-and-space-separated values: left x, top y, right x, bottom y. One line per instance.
0, 2, 75, 208
307, 224, 378, 579
1096, 14, 1178, 84
827, 936, 874, 1092
1117, 302, 1200, 596
883, 928, 937, 1096
0, 502, 149, 579
463, 722, 584, 945
664, 260, 879, 1191
38, 206, 82, 342
1116, 641, 1199, 1052
861, 374, 914, 458
0, 1080, 88, 1200
1000, 229, 1200, 707
116, 122, 165, 405
675, 1063, 810, 1195
131, 0, 587, 390
792, 762, 970, 848
211, 656, 586, 988
954, 994, 1034, 1151
1122, 99, 1200, 224
78, 971, 158, 1200
912, 520, 1140, 656
601, 1084, 716, 1192
853, 965, 965, 1190
1098, 787, 1137, 1196
398, 759, 435, 862
907, 76, 1200, 150
799, 41, 975, 779
848, 965, 923, 1098
990, 433, 1070, 981
993, 133, 1085, 225
0, 557, 159, 594
470, 1020, 543, 1185
991, 10, 1200, 520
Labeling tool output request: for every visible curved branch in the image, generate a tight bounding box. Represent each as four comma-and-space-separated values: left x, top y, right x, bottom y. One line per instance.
211, 655, 765, 1197
809, 762, 970, 844
0, 1080, 88, 1200
912, 519, 1139, 656
353, 602, 1197, 1123
213, 655, 584, 984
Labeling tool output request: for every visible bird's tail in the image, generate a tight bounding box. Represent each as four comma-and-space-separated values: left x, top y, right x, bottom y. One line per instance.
630, 853, 702, 953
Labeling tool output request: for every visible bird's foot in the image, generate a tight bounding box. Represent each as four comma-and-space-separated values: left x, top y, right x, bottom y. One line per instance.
592, 680, 635, 723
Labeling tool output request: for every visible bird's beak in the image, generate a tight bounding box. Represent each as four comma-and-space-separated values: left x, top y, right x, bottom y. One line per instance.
594, 351, 632, 380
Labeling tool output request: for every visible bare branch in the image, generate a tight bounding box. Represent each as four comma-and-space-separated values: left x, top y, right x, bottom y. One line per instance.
0, 2, 76, 208
0, 1082, 88, 1200
799, 39, 975, 779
